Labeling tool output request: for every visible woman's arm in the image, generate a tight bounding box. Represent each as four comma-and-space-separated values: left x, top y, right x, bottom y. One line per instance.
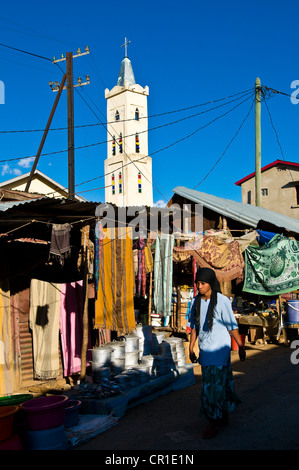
230, 329, 246, 361
189, 327, 199, 363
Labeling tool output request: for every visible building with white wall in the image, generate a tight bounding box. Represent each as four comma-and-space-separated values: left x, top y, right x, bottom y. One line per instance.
104, 52, 153, 207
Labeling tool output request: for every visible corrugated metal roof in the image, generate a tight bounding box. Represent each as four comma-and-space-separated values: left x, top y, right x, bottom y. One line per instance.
0, 198, 43, 212
172, 186, 299, 234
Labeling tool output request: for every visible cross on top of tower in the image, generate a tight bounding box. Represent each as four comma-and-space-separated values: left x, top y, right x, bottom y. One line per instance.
121, 37, 131, 58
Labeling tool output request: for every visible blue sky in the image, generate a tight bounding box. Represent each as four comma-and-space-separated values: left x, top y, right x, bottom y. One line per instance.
0, 0, 298, 205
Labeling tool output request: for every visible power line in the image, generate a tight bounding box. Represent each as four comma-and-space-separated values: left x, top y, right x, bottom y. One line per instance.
0, 42, 52, 62
193, 98, 254, 189
0, 88, 254, 134
43, 91, 255, 198
0, 90, 254, 164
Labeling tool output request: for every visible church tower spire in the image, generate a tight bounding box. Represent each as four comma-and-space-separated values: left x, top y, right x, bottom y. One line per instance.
104, 39, 153, 207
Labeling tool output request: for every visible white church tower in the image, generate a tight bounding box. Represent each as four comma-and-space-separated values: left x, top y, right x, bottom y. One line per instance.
104, 39, 153, 207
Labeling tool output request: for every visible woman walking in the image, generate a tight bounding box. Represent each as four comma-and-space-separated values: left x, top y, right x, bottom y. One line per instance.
188, 267, 246, 439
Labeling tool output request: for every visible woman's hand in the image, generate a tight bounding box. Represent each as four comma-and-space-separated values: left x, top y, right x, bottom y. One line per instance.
238, 346, 246, 361
189, 351, 198, 363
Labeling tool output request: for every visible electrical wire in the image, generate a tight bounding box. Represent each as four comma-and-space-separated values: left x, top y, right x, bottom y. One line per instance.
193, 98, 254, 189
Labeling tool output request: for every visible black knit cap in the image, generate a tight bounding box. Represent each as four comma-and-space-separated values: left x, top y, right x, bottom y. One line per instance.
194, 268, 221, 330
195, 267, 217, 286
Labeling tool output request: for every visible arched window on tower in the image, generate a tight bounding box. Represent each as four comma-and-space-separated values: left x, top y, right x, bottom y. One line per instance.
112, 173, 115, 195
119, 133, 123, 153
138, 171, 142, 193
112, 136, 116, 156
135, 133, 140, 153
135, 108, 139, 121
115, 110, 120, 121
119, 171, 122, 193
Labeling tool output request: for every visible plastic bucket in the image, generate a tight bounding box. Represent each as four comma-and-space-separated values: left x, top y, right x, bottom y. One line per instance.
26, 424, 68, 450
287, 300, 299, 323
64, 400, 81, 428
22, 395, 68, 430
0, 433, 23, 450
0, 406, 19, 441
0, 394, 33, 407
231, 334, 246, 351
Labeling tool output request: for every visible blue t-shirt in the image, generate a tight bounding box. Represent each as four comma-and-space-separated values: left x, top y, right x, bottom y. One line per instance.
188, 293, 238, 366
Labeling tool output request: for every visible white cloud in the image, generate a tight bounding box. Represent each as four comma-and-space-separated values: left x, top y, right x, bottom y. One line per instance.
1, 163, 10, 176
154, 199, 166, 207
1, 164, 23, 177
18, 157, 35, 168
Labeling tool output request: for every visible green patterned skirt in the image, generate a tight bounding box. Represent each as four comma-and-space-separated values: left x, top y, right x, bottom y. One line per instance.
200, 362, 241, 421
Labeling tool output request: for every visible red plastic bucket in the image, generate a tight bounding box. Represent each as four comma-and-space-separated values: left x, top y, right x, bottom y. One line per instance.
231, 334, 246, 351
21, 395, 69, 430
0, 406, 19, 441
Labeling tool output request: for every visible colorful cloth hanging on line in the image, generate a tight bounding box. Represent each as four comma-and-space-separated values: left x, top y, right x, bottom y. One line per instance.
94, 222, 105, 298
153, 234, 174, 316
60, 280, 91, 377
135, 236, 146, 297
49, 223, 72, 266
173, 235, 245, 283
0, 280, 17, 395
94, 227, 135, 334
29, 279, 61, 380
243, 234, 299, 295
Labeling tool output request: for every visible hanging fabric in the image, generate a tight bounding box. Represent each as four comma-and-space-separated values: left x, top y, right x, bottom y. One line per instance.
145, 243, 154, 273
94, 227, 135, 334
153, 234, 174, 317
0, 280, 17, 395
256, 230, 277, 245
29, 279, 61, 380
136, 236, 146, 297
173, 235, 244, 283
243, 234, 299, 295
77, 225, 94, 277
59, 280, 91, 377
49, 223, 72, 266
94, 221, 104, 299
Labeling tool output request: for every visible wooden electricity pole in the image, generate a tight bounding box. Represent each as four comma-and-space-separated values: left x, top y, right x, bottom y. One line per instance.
52, 47, 90, 199
26, 47, 90, 196
255, 77, 262, 207
66, 52, 75, 199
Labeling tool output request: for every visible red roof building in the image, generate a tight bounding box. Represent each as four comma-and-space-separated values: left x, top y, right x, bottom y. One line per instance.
235, 160, 299, 219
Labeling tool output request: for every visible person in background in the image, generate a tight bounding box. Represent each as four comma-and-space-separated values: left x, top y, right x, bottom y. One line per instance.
188, 267, 246, 439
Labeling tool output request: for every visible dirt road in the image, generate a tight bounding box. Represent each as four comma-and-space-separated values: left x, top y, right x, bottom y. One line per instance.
73, 341, 299, 452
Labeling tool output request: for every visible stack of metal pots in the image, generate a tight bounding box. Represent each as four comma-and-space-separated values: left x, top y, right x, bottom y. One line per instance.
91, 345, 112, 383
162, 337, 187, 368
134, 324, 153, 358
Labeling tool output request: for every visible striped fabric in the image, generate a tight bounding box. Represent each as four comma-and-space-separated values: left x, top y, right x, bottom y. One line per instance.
95, 228, 135, 334
0, 281, 17, 395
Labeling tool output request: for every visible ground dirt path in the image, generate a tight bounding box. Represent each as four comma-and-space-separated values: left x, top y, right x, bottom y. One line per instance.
73, 342, 299, 451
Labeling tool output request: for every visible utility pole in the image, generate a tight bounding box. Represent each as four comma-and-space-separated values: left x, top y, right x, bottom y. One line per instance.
255, 77, 262, 207
25, 73, 67, 192
52, 46, 90, 199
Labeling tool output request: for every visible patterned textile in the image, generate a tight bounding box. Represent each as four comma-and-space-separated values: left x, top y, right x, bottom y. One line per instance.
94, 228, 135, 334
153, 234, 175, 316
0, 281, 17, 395
173, 235, 245, 283
243, 234, 299, 295
29, 279, 61, 380
200, 363, 241, 421
136, 237, 146, 297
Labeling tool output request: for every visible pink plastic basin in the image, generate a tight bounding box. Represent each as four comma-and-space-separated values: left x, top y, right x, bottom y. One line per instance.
22, 395, 69, 430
